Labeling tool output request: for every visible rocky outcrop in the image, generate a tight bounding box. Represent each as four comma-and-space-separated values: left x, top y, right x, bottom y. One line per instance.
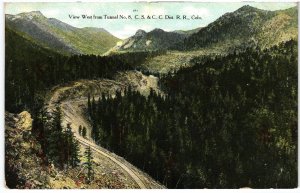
16, 111, 32, 131
5, 111, 50, 189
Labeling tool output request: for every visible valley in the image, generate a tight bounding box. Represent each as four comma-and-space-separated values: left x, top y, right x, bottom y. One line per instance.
5, 4, 298, 189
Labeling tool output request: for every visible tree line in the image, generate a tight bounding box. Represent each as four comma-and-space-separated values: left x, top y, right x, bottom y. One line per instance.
32, 106, 80, 169
32, 106, 94, 184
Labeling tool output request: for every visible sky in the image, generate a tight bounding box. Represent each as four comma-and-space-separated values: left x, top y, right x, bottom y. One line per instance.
4, 2, 297, 39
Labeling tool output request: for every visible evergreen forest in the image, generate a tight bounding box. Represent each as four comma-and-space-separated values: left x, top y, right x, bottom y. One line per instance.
87, 40, 297, 188
5, 5, 298, 188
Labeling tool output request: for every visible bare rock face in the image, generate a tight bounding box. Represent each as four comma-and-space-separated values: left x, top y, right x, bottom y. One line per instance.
16, 111, 33, 131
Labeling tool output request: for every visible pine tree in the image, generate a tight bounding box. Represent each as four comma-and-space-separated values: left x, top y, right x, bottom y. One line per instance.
47, 107, 64, 168
67, 124, 81, 166
70, 139, 80, 167
32, 106, 48, 156
84, 146, 94, 184
64, 123, 73, 167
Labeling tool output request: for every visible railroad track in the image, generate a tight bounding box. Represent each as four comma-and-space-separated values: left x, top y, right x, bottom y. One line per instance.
76, 136, 147, 189
46, 103, 148, 188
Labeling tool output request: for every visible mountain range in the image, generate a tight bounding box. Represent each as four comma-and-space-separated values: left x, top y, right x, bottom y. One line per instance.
5, 5, 298, 189
5, 5, 298, 56
6, 11, 120, 55
113, 5, 297, 53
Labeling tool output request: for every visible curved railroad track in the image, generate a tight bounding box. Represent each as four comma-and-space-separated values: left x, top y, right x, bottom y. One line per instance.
45, 74, 165, 189
77, 136, 147, 188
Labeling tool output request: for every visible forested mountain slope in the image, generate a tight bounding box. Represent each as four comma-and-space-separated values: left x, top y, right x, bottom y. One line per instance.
6, 11, 120, 55
5, 27, 162, 112
182, 5, 297, 50
5, 24, 165, 188
136, 6, 297, 74
88, 40, 298, 188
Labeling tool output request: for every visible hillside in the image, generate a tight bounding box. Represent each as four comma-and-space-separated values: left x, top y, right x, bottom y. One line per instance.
6, 11, 120, 55
140, 49, 222, 74
137, 5, 298, 74
6, 26, 158, 112
5, 26, 66, 112
5, 4, 298, 189
108, 28, 188, 53
182, 5, 297, 50
5, 22, 165, 188
90, 40, 298, 188
172, 27, 202, 36
5, 110, 164, 188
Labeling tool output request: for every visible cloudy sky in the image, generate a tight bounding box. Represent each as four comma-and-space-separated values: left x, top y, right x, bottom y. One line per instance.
5, 2, 296, 39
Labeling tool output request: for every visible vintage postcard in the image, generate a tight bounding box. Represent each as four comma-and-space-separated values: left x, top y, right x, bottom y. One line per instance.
4, 1, 298, 189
